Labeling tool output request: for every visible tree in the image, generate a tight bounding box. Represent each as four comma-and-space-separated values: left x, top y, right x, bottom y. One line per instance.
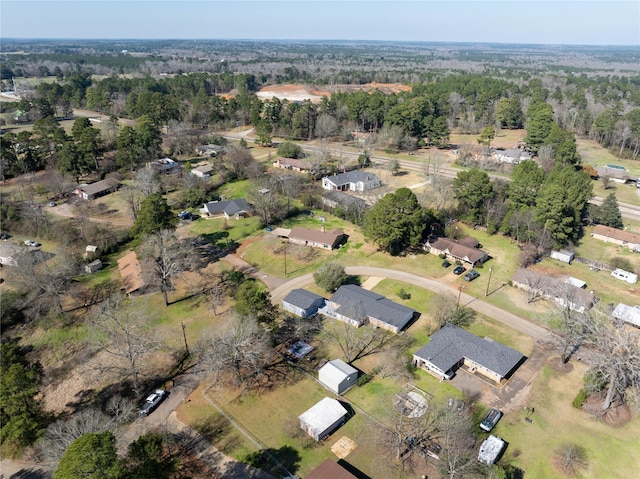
132, 193, 177, 237
525, 102, 555, 153
234, 280, 277, 326
496, 96, 523, 129
198, 314, 272, 388
545, 124, 580, 166
477, 126, 495, 150
126, 432, 178, 479
0, 340, 44, 457
593, 192, 623, 228
430, 294, 476, 330
141, 230, 192, 307
89, 295, 158, 395
313, 262, 347, 292
437, 406, 483, 479
217, 146, 261, 181
507, 160, 545, 210
276, 141, 303, 159
254, 119, 273, 146
364, 187, 431, 255
322, 320, 391, 364
115, 125, 141, 170
553, 443, 588, 477
54, 431, 125, 479
452, 169, 495, 225
248, 188, 284, 226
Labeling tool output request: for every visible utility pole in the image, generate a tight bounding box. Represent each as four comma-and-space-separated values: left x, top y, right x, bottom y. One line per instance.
283, 242, 287, 276
485, 267, 493, 297
181, 322, 189, 356
457, 284, 463, 310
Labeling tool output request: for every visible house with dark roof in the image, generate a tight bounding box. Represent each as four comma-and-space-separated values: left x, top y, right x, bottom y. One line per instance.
307, 460, 359, 479
426, 237, 489, 266
196, 144, 226, 158
288, 227, 346, 250
319, 359, 359, 394
201, 199, 252, 220
147, 157, 181, 174
282, 288, 326, 318
75, 179, 119, 200
322, 284, 416, 333
322, 171, 381, 192
592, 225, 640, 252
511, 268, 595, 313
413, 324, 525, 383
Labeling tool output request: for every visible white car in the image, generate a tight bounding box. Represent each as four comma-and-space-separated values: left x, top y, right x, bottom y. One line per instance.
24, 240, 41, 247
139, 389, 166, 416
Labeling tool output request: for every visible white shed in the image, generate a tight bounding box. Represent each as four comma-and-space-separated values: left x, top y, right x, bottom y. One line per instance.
299, 397, 348, 441
85, 259, 103, 274
318, 359, 359, 395
551, 250, 574, 264
612, 303, 640, 328
478, 435, 506, 465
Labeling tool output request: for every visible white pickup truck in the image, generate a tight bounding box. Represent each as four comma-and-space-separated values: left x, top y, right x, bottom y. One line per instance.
139, 389, 166, 416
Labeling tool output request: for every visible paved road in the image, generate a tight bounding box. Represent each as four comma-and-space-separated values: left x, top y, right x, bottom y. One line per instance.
271, 266, 550, 343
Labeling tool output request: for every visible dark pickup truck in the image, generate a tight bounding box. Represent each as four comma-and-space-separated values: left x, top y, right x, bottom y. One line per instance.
480, 408, 503, 432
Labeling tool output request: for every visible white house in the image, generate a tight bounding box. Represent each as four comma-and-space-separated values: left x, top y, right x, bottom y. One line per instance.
612, 303, 640, 328
494, 148, 531, 164
322, 171, 380, 192
318, 359, 359, 395
190, 164, 214, 179
299, 397, 348, 441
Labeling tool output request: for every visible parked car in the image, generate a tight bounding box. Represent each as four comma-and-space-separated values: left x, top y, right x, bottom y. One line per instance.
0, 232, 11, 241
48, 201, 57, 207
464, 270, 480, 282
442, 260, 452, 268
24, 240, 41, 247
453, 265, 466, 275
178, 211, 193, 220
139, 389, 166, 416
480, 408, 503, 432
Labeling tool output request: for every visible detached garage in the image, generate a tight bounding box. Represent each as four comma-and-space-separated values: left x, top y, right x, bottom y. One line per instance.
318, 359, 358, 395
299, 397, 348, 441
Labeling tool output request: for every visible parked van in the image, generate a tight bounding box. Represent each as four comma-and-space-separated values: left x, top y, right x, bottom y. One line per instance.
480, 408, 503, 432
611, 268, 638, 285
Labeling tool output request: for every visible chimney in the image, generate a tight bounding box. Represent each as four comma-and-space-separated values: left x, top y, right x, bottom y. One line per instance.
321, 225, 325, 232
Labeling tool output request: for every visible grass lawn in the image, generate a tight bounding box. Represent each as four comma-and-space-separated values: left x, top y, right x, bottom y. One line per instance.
217, 179, 255, 200
188, 215, 263, 247
450, 129, 527, 150
497, 361, 640, 479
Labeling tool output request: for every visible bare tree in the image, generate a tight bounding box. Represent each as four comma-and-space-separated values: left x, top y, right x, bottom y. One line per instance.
538, 144, 555, 173
430, 293, 476, 330
135, 167, 162, 197
600, 174, 611, 190
553, 443, 588, 477
141, 230, 193, 307
321, 319, 391, 363
248, 188, 285, 226
518, 269, 551, 304
89, 294, 159, 395
198, 314, 273, 388
437, 406, 483, 479
316, 113, 339, 139
547, 290, 593, 364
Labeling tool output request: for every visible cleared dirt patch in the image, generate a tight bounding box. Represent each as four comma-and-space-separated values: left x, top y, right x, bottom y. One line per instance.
256, 82, 412, 104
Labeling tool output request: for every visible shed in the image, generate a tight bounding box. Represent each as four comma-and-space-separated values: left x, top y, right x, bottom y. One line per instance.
550, 250, 574, 264
612, 303, 640, 328
85, 258, 103, 274
478, 435, 506, 465
299, 397, 348, 441
85, 244, 99, 259
282, 288, 326, 318
564, 276, 587, 289
286, 340, 314, 359
319, 359, 359, 394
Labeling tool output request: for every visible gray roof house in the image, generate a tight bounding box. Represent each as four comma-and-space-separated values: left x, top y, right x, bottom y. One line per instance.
191, 163, 214, 179
318, 359, 359, 395
299, 397, 348, 441
282, 289, 326, 318
201, 199, 252, 219
322, 284, 416, 333
322, 171, 381, 192
413, 324, 525, 383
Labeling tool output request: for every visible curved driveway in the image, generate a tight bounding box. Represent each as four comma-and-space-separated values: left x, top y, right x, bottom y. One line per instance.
271, 265, 550, 343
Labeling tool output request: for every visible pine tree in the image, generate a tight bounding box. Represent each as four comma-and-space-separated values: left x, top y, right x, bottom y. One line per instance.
596, 192, 623, 228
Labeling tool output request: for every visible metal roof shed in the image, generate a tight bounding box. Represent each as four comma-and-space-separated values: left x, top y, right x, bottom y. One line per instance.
299, 397, 348, 441
478, 435, 506, 465
318, 359, 358, 394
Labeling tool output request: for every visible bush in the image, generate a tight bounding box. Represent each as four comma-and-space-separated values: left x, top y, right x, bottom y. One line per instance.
313, 262, 347, 292
397, 288, 411, 300
572, 389, 588, 409
277, 142, 303, 159
357, 373, 373, 387
610, 256, 634, 273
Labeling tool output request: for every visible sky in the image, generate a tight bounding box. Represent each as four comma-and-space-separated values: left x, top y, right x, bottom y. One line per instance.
1, 0, 639, 46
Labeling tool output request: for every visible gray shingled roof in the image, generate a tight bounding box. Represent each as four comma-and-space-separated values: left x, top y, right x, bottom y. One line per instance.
324, 170, 379, 186
283, 288, 325, 310
330, 284, 416, 330
414, 324, 524, 378
204, 199, 252, 216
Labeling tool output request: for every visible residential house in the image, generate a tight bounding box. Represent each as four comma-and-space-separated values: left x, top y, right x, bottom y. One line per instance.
190, 164, 214, 179
425, 236, 489, 266
288, 227, 346, 250
117, 251, 144, 294
494, 148, 531, 164
612, 303, 640, 328
596, 165, 630, 184
321, 190, 368, 211
299, 397, 348, 441
75, 179, 119, 200
511, 268, 595, 313
318, 359, 359, 395
147, 157, 181, 174
272, 157, 312, 172
201, 199, 252, 220
307, 460, 359, 479
322, 171, 380, 192
282, 288, 326, 318
592, 225, 640, 252
412, 324, 525, 383
321, 284, 416, 333
196, 144, 226, 158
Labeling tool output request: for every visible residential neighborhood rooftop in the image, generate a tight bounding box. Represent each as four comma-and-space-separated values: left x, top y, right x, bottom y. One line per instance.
282, 288, 326, 310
